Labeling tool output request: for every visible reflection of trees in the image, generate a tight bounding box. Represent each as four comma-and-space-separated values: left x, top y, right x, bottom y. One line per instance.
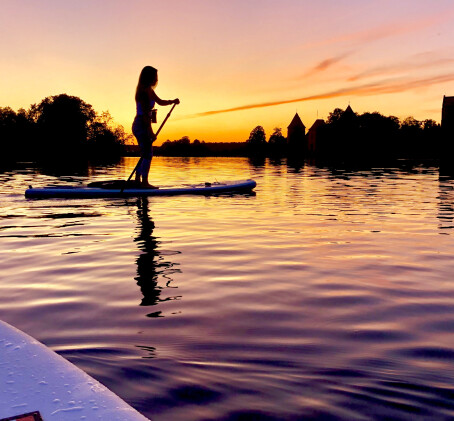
248, 155, 266, 168
286, 157, 305, 173
134, 197, 181, 311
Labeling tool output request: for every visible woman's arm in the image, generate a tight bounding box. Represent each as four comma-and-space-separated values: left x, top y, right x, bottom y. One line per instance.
149, 88, 179, 106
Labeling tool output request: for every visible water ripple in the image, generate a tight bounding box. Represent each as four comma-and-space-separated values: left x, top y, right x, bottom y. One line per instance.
1, 159, 454, 420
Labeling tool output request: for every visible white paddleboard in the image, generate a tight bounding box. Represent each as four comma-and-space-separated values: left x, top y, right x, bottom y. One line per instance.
25, 179, 256, 199
0, 320, 148, 420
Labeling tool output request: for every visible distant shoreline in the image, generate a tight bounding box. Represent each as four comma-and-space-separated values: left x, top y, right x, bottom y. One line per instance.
123, 142, 249, 157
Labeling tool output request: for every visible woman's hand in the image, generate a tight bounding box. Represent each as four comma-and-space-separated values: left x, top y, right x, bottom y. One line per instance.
173, 98, 180, 105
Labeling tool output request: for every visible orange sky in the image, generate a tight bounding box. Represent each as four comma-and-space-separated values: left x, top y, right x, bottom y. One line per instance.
1, 0, 454, 145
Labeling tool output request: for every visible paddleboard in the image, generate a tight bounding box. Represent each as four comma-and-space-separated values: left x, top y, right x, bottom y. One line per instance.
25, 179, 256, 199
0, 320, 148, 420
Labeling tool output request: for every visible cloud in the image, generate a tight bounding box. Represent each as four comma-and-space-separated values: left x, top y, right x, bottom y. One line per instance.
183, 73, 454, 119
300, 51, 354, 79
292, 8, 454, 85
303, 8, 454, 51
348, 56, 454, 81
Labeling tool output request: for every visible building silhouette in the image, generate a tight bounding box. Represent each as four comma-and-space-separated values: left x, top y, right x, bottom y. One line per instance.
342, 104, 356, 121
286, 106, 355, 156
440, 96, 454, 168
442, 96, 454, 135
287, 113, 306, 151
307, 119, 325, 154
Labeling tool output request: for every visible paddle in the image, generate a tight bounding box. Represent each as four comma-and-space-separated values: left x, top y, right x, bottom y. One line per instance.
121, 102, 178, 192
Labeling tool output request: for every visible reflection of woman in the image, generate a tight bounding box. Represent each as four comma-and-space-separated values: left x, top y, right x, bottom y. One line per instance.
132, 66, 180, 188
135, 197, 160, 306
134, 197, 180, 308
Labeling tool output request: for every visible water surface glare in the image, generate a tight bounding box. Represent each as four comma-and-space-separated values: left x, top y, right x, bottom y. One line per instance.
2, 157, 454, 420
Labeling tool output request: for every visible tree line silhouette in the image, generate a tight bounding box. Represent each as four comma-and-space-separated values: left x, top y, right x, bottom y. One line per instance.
0, 94, 130, 162
1, 96, 446, 163
244, 108, 443, 161
319, 109, 441, 161
156, 108, 445, 162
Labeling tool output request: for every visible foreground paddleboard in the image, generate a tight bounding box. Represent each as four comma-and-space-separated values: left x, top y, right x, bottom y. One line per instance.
25, 179, 256, 199
0, 320, 148, 420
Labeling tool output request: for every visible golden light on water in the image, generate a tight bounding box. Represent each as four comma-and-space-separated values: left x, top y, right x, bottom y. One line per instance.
3, 158, 454, 419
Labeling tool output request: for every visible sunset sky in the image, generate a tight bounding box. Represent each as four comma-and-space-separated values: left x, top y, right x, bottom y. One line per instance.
2, 0, 454, 144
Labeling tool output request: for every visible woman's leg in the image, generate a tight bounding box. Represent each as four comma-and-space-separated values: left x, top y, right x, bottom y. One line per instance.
139, 146, 153, 187
132, 118, 148, 184
135, 160, 142, 183
132, 119, 142, 183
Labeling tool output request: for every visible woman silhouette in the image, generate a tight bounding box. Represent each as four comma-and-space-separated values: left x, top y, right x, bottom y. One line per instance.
133, 66, 179, 188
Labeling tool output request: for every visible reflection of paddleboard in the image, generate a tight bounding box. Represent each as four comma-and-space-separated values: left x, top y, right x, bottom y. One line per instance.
0, 321, 148, 421
25, 179, 256, 199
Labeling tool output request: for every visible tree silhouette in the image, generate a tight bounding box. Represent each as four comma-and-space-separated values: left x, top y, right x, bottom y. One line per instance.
0, 94, 128, 162
423, 119, 438, 130
0, 107, 34, 161
326, 108, 345, 124
246, 125, 267, 155
312, 108, 442, 162
269, 127, 285, 144
88, 111, 128, 156
268, 127, 286, 156
247, 126, 266, 144
31, 94, 96, 157
1, 94, 446, 164
357, 112, 400, 158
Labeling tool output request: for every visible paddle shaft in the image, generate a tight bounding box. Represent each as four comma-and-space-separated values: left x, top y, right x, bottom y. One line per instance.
123, 103, 177, 191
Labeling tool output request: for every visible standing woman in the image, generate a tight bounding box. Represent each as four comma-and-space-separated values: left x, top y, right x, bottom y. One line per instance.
133, 66, 179, 188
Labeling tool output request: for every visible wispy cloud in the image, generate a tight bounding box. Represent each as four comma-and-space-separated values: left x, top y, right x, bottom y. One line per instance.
183, 73, 454, 119
303, 8, 454, 51
348, 55, 454, 81
292, 9, 454, 85
300, 51, 354, 79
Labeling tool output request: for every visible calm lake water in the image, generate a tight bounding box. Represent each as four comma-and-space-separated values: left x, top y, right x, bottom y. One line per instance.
2, 157, 454, 420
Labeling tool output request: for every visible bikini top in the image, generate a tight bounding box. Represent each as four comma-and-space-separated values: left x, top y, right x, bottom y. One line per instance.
136, 97, 156, 117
